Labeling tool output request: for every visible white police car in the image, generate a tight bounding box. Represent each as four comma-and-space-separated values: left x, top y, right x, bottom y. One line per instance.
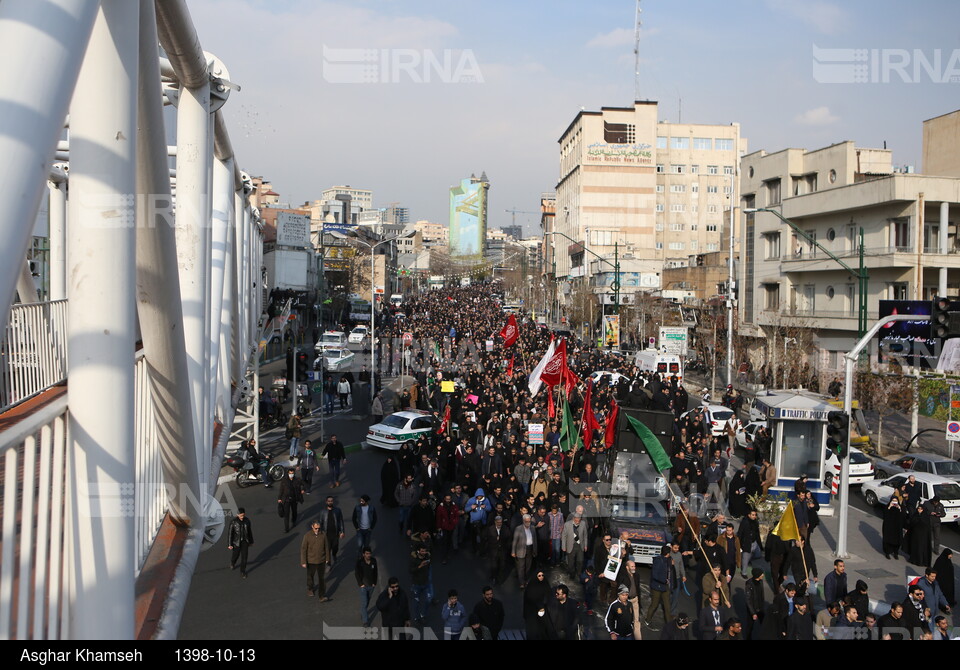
366, 410, 441, 451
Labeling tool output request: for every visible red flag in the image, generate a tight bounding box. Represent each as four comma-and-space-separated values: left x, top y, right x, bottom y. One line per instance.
604, 396, 619, 448
438, 405, 451, 435
548, 386, 555, 419
540, 339, 567, 387
500, 314, 519, 347
506, 355, 515, 378
582, 380, 602, 446
562, 364, 581, 396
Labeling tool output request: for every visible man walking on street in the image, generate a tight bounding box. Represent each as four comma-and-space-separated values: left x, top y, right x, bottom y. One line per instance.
409, 545, 433, 623
645, 545, 672, 627
301, 520, 331, 600
352, 495, 377, 555
299, 439, 319, 494
227, 508, 254, 578
355, 546, 379, 626
278, 468, 304, 533
321, 434, 347, 488
286, 413, 302, 461
320, 496, 345, 563
473, 586, 505, 641
512, 514, 537, 588
377, 577, 412, 640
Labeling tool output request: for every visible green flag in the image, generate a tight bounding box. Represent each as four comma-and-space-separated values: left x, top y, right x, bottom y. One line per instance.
559, 397, 582, 453
624, 413, 673, 473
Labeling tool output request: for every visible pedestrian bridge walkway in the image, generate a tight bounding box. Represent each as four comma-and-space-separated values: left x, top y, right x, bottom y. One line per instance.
0, 0, 267, 640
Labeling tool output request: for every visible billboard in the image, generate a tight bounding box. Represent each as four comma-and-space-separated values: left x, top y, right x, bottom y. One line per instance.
276, 211, 310, 248
602, 314, 620, 349
449, 176, 488, 259
877, 300, 939, 369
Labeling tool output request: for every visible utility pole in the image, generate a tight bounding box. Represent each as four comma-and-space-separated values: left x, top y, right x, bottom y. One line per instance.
727, 173, 736, 388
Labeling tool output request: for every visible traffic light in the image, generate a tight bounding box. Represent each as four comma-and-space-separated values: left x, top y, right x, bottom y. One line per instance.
296, 352, 308, 381
826, 411, 849, 460
931, 296, 952, 339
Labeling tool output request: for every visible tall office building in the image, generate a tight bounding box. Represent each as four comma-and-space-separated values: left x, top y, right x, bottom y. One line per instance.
553, 101, 744, 291
449, 173, 490, 261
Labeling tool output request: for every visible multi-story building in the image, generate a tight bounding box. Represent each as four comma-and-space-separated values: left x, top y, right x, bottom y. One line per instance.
320, 185, 373, 213
449, 173, 490, 261
382, 203, 410, 226
412, 220, 449, 249
661, 251, 733, 303
738, 133, 960, 384
501, 225, 522, 241
553, 101, 744, 297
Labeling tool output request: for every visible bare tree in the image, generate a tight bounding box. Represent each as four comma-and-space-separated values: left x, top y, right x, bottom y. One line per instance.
855, 372, 913, 456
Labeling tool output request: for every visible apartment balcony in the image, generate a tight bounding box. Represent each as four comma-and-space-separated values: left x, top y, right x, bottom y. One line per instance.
773, 246, 960, 273
756, 306, 877, 333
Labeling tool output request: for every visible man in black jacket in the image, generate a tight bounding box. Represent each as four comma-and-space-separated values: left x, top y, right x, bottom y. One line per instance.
473, 586, 505, 640
785, 601, 815, 640
320, 496, 346, 562
660, 613, 691, 640
377, 577, 411, 639
744, 568, 765, 640
227, 508, 254, 578
606, 586, 636, 640
737, 510, 763, 578
278, 468, 304, 533
547, 584, 581, 640
355, 547, 379, 626
697, 589, 730, 640
321, 434, 347, 488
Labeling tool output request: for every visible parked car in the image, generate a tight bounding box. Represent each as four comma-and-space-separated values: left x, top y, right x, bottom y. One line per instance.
588, 370, 627, 387
681, 404, 740, 437
348, 325, 369, 344
861, 472, 960, 522
366, 410, 446, 451
314, 331, 347, 353
824, 446, 874, 487
875, 453, 960, 483
735, 420, 768, 453
322, 348, 355, 373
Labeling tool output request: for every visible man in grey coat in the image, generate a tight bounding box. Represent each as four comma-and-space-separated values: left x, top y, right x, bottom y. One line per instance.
561, 514, 587, 579
512, 514, 537, 587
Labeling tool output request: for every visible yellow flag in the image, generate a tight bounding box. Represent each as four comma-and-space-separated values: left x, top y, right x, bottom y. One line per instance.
773, 501, 801, 541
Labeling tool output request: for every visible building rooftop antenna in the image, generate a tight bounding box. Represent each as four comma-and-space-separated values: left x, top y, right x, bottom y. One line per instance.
633, 0, 643, 101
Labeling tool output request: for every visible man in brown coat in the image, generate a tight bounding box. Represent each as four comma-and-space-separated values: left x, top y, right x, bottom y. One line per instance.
301, 520, 332, 601
760, 457, 777, 495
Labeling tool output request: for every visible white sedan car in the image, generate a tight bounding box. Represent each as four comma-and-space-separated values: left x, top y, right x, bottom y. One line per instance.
366, 410, 440, 451
861, 472, 960, 523
348, 326, 369, 344
681, 405, 740, 437
322, 348, 355, 373
823, 447, 874, 487
735, 420, 767, 452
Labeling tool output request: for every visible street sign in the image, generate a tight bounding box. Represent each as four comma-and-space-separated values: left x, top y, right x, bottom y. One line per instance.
658, 327, 688, 356
948, 421, 960, 442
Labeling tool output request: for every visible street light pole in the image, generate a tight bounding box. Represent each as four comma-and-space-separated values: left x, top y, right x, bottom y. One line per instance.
727, 173, 736, 389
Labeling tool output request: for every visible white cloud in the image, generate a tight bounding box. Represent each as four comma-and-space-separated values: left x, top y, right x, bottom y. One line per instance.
765, 0, 848, 35
794, 106, 839, 126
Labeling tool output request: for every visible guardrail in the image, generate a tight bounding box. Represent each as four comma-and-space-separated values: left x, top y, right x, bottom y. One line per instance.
0, 300, 67, 412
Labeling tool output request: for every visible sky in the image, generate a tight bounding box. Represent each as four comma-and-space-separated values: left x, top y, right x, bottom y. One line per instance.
191, 0, 960, 236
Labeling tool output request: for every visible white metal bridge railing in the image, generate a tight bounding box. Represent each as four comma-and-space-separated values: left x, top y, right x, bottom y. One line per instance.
0, 300, 67, 412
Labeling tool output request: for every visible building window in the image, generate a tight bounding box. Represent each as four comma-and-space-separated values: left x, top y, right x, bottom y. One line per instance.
708, 165, 719, 175
706, 224, 718, 232
706, 185, 719, 194
766, 178, 782, 206
690, 240, 698, 250
690, 165, 699, 174
889, 282, 909, 300
708, 205, 718, 214
723, 166, 734, 175
706, 243, 719, 251
672, 164, 685, 174
670, 204, 685, 212
604, 121, 635, 144
763, 232, 781, 258
656, 164, 665, 173
893, 217, 910, 249
656, 184, 664, 193
670, 184, 685, 193
693, 137, 712, 151
655, 223, 664, 231
715, 138, 733, 151
846, 284, 856, 316
671, 137, 689, 150
657, 136, 667, 149
655, 242, 663, 250
655, 204, 664, 213
591, 230, 615, 246
668, 242, 685, 250
691, 184, 699, 193
690, 224, 698, 231
670, 223, 684, 232
723, 185, 733, 194
764, 283, 780, 310
847, 225, 858, 251
691, 206, 698, 213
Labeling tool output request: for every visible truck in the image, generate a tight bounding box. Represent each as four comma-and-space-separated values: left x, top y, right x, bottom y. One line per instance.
633, 349, 683, 382
599, 407, 675, 564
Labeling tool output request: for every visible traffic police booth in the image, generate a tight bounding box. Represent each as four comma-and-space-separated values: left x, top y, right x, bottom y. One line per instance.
752, 390, 838, 507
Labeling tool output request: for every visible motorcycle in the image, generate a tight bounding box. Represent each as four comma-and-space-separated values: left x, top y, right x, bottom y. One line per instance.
223, 449, 285, 488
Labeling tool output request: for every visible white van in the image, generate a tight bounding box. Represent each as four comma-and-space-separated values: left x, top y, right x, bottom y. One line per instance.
389, 294, 404, 307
